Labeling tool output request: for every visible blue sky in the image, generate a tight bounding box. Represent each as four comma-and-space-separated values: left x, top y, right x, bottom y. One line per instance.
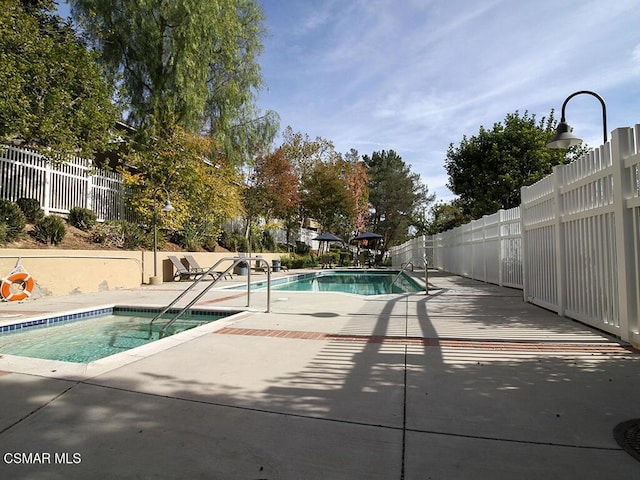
256, 0, 640, 201
58, 1, 640, 201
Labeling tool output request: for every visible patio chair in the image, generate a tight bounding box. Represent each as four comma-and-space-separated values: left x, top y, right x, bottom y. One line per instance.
168, 256, 216, 282
184, 255, 232, 280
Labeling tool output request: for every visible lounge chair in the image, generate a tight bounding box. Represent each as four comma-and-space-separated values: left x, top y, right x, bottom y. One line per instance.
184, 255, 233, 280
168, 256, 216, 281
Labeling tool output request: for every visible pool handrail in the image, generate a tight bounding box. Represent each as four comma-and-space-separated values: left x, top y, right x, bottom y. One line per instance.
390, 262, 414, 292
391, 261, 429, 295
148, 256, 271, 338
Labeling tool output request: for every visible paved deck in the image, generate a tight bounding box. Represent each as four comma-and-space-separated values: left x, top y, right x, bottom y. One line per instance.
0, 269, 639, 479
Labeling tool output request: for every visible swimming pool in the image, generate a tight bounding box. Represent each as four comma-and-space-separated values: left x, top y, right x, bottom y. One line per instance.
233, 270, 424, 295
0, 306, 239, 363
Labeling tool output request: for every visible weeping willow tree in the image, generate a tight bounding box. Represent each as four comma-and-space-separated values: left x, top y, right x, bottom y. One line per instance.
71, 0, 277, 247
71, 0, 277, 162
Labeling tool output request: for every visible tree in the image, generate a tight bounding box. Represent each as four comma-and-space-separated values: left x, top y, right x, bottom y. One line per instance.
342, 148, 369, 232
425, 200, 471, 235
121, 126, 244, 249
243, 148, 300, 245
445, 110, 586, 219
363, 150, 434, 249
279, 126, 337, 179
71, 0, 277, 164
0, 0, 119, 157
247, 148, 299, 222
301, 159, 357, 235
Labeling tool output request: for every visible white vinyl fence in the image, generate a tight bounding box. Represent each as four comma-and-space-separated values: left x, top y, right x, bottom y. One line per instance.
390, 235, 433, 269
0, 145, 129, 221
391, 124, 640, 343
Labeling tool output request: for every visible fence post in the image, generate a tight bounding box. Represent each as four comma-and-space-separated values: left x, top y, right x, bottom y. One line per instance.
498, 210, 504, 287
85, 160, 93, 211
552, 164, 566, 316
43, 160, 52, 215
481, 215, 487, 282
610, 127, 636, 342
520, 187, 529, 302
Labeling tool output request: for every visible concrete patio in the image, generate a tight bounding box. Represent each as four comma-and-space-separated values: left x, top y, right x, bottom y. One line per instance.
0, 269, 639, 479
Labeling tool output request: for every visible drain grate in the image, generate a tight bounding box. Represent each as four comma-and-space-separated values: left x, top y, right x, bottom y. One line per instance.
614, 419, 640, 462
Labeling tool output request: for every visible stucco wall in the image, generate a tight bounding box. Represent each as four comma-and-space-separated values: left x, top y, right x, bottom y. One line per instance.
0, 250, 282, 299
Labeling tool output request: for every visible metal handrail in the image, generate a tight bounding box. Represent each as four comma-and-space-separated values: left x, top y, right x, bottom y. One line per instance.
400, 261, 415, 272
389, 262, 414, 293
148, 256, 271, 338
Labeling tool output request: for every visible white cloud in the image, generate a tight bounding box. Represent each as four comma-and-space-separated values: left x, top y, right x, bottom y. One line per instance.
258, 0, 640, 201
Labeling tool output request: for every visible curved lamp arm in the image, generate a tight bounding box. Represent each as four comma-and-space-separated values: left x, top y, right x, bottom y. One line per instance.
547, 90, 607, 149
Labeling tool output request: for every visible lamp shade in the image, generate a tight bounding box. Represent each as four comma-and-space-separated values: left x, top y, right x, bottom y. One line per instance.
546, 121, 583, 149
162, 199, 175, 212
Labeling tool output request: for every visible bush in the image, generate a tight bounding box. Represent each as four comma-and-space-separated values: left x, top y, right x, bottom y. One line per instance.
220, 232, 248, 252
280, 254, 317, 269
16, 198, 44, 223
262, 230, 276, 252
91, 220, 149, 249
68, 207, 97, 231
32, 215, 66, 245
0, 223, 8, 243
202, 236, 218, 252
0, 199, 26, 242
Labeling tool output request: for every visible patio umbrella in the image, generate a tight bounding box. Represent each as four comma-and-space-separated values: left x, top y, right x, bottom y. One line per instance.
351, 232, 383, 266
314, 232, 345, 243
313, 232, 345, 255
352, 232, 383, 242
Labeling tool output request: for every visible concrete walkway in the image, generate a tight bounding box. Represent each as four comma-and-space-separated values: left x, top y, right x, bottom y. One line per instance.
0, 270, 639, 479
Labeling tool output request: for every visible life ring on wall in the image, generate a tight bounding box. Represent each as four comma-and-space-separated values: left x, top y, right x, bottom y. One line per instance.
1, 272, 35, 301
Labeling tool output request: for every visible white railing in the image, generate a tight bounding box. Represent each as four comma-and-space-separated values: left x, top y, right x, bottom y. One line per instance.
0, 145, 129, 221
391, 124, 640, 343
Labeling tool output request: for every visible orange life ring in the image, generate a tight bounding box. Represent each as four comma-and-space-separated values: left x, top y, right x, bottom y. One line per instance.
1, 272, 35, 301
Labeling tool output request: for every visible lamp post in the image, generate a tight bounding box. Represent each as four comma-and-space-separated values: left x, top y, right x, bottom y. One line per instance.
546, 90, 607, 149
151, 187, 174, 284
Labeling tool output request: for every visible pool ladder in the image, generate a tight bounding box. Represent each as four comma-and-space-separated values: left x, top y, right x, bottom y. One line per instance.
389, 262, 414, 293
148, 256, 271, 339
390, 260, 429, 295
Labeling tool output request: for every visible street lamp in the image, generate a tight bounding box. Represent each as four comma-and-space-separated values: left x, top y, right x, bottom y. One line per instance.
152, 187, 174, 283
546, 90, 608, 149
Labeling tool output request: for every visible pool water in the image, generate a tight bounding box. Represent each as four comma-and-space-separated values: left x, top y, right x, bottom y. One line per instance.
258, 271, 423, 295
0, 309, 233, 363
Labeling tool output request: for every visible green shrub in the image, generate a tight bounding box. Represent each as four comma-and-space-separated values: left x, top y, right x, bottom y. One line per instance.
0, 199, 26, 241
68, 207, 97, 231
202, 236, 218, 252
32, 215, 66, 245
16, 198, 44, 223
262, 230, 276, 252
0, 223, 8, 243
281, 254, 317, 269
91, 220, 149, 249
221, 232, 248, 252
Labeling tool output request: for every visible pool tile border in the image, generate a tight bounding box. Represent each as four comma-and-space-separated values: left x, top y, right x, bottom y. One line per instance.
0, 305, 242, 334
0, 307, 114, 333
